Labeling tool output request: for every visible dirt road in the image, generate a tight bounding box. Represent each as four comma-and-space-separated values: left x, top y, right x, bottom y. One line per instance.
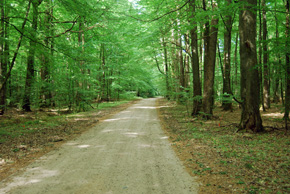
0, 98, 198, 194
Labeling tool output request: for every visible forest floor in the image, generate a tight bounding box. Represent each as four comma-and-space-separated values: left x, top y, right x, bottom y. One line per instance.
0, 100, 139, 182
157, 98, 290, 194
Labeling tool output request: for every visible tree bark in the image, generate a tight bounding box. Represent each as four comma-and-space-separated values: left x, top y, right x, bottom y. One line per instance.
258, 0, 264, 111
233, 32, 239, 96
284, 0, 290, 120
40, 0, 53, 107
189, 0, 202, 116
239, 0, 264, 132
222, 0, 233, 111
22, 0, 42, 111
162, 36, 170, 99
0, 0, 6, 114
203, 1, 219, 118
262, 0, 270, 109
273, 1, 281, 103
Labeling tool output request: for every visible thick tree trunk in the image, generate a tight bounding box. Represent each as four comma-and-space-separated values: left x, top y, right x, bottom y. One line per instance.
284, 0, 290, 120
203, 1, 219, 118
189, 0, 202, 116
23, 0, 41, 111
239, 0, 263, 132
262, 0, 270, 109
222, 0, 233, 111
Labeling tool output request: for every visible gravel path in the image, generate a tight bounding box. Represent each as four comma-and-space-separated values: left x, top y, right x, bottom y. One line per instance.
0, 98, 198, 194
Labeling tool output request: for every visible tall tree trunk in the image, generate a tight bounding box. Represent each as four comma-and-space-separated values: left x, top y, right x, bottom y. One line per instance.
284, 0, 290, 121
178, 35, 185, 99
222, 0, 233, 111
162, 36, 170, 99
184, 33, 190, 92
258, 0, 264, 111
171, 29, 180, 100
40, 0, 53, 107
189, 0, 202, 116
0, 0, 6, 114
273, 1, 281, 103
203, 1, 219, 118
233, 32, 239, 96
239, 0, 263, 132
22, 0, 42, 111
262, 0, 270, 109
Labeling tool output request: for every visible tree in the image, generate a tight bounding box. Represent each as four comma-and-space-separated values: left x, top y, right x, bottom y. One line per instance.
189, 0, 202, 116
221, 0, 233, 111
284, 0, 290, 121
22, 0, 42, 111
202, 0, 219, 118
262, 0, 270, 109
239, 0, 263, 132
0, 0, 6, 114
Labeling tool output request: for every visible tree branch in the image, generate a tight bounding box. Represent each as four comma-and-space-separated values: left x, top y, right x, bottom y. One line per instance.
124, 0, 190, 22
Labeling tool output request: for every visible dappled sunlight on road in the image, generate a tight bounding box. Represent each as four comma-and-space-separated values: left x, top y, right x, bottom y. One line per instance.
132, 106, 156, 109
0, 167, 58, 193
77, 144, 91, 148
122, 132, 146, 138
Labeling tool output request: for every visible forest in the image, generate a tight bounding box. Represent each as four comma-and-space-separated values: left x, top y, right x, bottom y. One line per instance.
0, 0, 290, 193
0, 0, 289, 131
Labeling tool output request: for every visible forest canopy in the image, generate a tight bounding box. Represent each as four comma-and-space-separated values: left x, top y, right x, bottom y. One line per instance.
0, 0, 289, 132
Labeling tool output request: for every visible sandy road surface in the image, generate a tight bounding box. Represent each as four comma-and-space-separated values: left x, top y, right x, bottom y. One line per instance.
0, 98, 198, 194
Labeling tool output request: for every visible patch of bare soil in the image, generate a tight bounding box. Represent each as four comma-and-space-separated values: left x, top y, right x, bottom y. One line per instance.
0, 100, 139, 182
157, 98, 290, 194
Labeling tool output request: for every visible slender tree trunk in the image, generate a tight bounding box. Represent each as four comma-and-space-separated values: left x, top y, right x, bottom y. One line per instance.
40, 0, 53, 107
162, 36, 170, 99
171, 29, 180, 100
203, 1, 219, 118
258, 0, 265, 111
239, 0, 263, 132
262, 0, 270, 109
222, 0, 233, 111
23, 0, 42, 111
178, 35, 185, 99
273, 1, 281, 103
234, 32, 239, 96
190, 0, 202, 116
0, 0, 6, 114
101, 43, 106, 101
184, 33, 190, 91
284, 0, 290, 120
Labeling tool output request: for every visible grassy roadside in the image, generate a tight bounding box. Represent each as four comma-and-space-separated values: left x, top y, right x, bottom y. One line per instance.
0, 99, 139, 181
157, 98, 290, 194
